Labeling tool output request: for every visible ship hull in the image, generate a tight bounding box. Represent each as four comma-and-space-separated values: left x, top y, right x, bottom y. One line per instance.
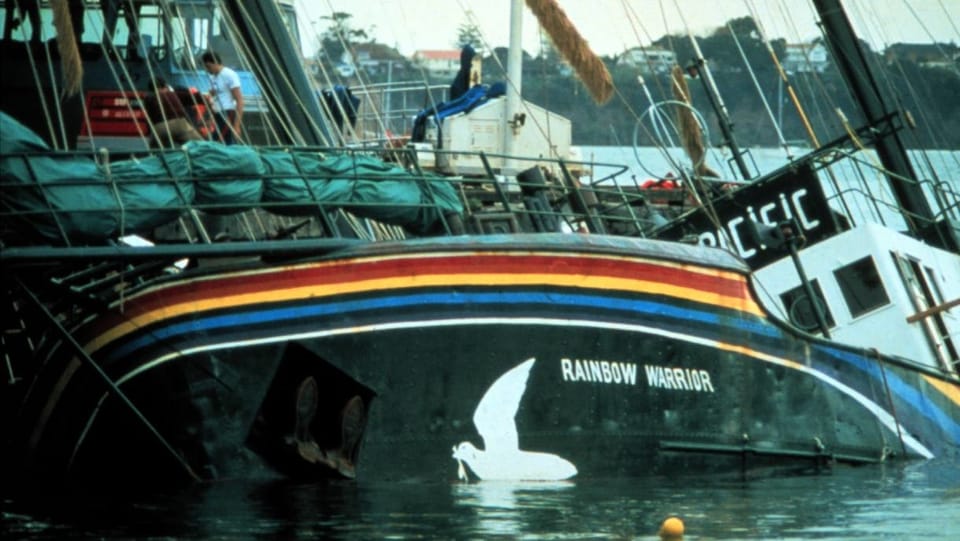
5, 235, 959, 487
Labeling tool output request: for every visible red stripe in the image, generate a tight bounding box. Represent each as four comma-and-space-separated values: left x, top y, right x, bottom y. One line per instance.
112, 253, 747, 319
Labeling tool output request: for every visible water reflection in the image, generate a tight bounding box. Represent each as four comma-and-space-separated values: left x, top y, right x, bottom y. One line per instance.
3, 459, 959, 540
452, 480, 575, 538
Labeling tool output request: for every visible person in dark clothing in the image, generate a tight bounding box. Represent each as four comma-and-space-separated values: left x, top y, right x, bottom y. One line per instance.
449, 45, 477, 101
144, 77, 202, 147
322, 85, 360, 132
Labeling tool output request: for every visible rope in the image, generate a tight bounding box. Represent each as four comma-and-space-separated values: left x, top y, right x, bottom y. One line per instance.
17, 278, 202, 482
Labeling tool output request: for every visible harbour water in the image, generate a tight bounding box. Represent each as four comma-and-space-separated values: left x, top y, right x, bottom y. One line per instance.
3, 146, 959, 540
3, 458, 959, 539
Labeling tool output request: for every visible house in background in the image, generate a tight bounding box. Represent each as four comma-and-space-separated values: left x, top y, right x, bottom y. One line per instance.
340, 43, 407, 76
617, 47, 676, 74
412, 50, 462, 79
884, 42, 960, 70
783, 42, 829, 73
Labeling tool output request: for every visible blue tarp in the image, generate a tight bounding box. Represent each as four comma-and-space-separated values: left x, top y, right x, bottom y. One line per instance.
410, 82, 506, 145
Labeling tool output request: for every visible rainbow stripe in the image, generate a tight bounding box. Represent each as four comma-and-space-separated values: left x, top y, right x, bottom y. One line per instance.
84, 249, 763, 356
72, 241, 959, 455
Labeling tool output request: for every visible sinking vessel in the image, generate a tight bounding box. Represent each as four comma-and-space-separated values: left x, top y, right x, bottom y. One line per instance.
1, 0, 957, 490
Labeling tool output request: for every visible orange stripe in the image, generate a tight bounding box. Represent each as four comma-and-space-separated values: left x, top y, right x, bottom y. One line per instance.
113, 250, 749, 313
86, 269, 761, 354
924, 375, 960, 407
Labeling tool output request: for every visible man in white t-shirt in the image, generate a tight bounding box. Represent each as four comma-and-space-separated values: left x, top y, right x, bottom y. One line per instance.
201, 50, 244, 144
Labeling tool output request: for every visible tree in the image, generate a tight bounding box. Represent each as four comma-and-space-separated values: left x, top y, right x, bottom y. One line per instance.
454, 17, 485, 54
316, 12, 371, 67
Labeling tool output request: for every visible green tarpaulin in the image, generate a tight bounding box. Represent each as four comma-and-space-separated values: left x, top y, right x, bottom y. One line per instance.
0, 112, 463, 243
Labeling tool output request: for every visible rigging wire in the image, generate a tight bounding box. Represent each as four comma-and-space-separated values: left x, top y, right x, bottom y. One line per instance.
29, 23, 66, 148
535, 24, 554, 150
306, 0, 445, 146
761, 0, 875, 223
440, 0, 568, 163
904, 0, 960, 80
224, 0, 329, 145
616, 0, 727, 185
846, 0, 960, 229
318, 0, 384, 143
616, 0, 717, 186
853, 0, 958, 172
768, 0, 837, 142
297, 9, 360, 144
617, 0, 673, 102
744, 0, 858, 222
823, 0, 920, 235
745, 0, 819, 148
718, 6, 793, 159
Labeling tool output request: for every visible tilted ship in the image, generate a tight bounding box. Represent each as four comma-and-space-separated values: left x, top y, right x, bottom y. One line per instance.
1, 0, 957, 490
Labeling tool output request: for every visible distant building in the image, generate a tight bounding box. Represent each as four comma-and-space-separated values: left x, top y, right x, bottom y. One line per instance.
412, 49, 462, 79
782, 42, 829, 73
618, 47, 676, 74
305, 56, 357, 78
884, 42, 960, 69
340, 43, 407, 75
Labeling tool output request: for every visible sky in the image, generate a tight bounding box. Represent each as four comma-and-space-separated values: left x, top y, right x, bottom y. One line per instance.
293, 0, 960, 58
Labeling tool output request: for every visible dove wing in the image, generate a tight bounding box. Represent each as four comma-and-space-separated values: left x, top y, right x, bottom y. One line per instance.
472, 358, 535, 453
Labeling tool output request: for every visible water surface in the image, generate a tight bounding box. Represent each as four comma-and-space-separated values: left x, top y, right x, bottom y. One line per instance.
5, 458, 959, 539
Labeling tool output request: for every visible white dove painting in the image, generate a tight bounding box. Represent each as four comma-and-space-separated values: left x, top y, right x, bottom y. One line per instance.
452, 358, 578, 481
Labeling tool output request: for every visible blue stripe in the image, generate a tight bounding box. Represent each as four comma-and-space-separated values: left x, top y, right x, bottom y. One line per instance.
104, 290, 776, 360
817, 346, 960, 444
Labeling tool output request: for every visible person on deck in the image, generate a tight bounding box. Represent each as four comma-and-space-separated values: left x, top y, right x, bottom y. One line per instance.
448, 44, 477, 101
201, 50, 244, 145
144, 77, 202, 147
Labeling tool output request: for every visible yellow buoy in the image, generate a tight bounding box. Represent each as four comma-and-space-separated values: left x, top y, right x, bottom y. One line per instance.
658, 516, 685, 540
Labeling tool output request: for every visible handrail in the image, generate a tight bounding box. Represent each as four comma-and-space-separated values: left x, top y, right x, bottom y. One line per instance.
0, 144, 670, 252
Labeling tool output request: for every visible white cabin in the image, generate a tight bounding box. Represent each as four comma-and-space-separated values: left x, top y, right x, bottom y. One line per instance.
421, 96, 573, 177
753, 222, 960, 375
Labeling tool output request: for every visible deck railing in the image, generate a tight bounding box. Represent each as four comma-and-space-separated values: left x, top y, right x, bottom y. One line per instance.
0, 144, 688, 255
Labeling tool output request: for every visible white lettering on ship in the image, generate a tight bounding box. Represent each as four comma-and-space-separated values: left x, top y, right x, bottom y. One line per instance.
560, 358, 638, 385
695, 188, 820, 260
643, 365, 715, 392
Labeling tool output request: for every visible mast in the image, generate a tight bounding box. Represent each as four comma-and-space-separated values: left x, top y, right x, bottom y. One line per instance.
220, 0, 331, 146
502, 0, 524, 173
687, 38, 752, 180
811, 0, 940, 242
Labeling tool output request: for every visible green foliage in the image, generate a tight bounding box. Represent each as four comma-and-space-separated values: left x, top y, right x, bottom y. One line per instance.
454, 20, 485, 53
528, 27, 959, 149
336, 12, 960, 149
315, 12, 371, 66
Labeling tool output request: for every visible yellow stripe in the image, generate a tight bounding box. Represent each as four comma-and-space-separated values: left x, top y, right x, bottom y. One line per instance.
115, 249, 750, 304
924, 375, 960, 407
87, 271, 761, 353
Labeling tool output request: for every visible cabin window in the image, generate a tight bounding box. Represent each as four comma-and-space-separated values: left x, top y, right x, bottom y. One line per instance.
0, 3, 99, 43
779, 279, 835, 333
0, 2, 166, 56
134, 5, 167, 61
170, 2, 241, 67
892, 252, 960, 374
834, 256, 889, 318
